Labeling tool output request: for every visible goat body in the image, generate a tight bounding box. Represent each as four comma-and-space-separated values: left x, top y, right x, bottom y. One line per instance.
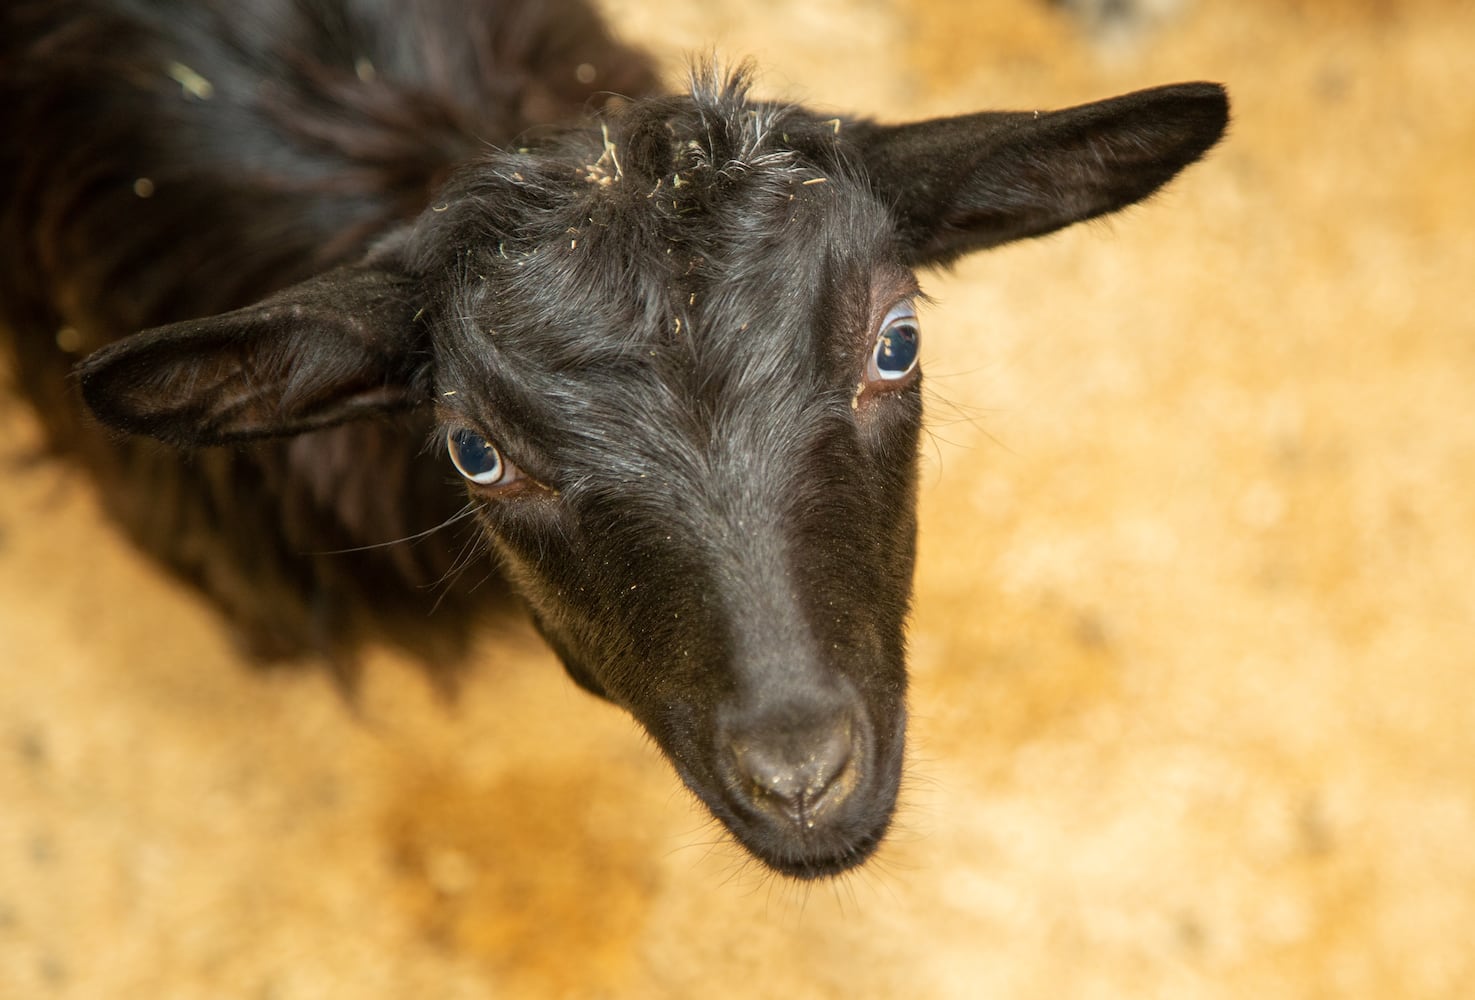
0, 0, 1228, 878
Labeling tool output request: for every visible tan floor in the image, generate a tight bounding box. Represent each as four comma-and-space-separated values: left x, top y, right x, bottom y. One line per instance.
3, 1, 1473, 997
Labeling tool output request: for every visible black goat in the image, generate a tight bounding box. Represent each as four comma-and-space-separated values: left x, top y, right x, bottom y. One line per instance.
0, 0, 1228, 879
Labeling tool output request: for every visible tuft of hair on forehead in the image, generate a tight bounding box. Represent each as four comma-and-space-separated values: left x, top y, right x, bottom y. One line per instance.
576, 60, 852, 207
672, 60, 803, 175
418, 62, 867, 282
411, 63, 832, 255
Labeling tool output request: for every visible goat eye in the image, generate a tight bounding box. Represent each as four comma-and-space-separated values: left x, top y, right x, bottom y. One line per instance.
447, 427, 514, 486
868, 301, 921, 382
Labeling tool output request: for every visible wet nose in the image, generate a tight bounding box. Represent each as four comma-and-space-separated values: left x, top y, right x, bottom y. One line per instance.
728, 713, 860, 829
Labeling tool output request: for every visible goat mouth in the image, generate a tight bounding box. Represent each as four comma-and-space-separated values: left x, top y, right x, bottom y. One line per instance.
728, 803, 896, 880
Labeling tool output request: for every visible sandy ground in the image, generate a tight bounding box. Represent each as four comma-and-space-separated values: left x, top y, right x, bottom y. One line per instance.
3, 0, 1473, 997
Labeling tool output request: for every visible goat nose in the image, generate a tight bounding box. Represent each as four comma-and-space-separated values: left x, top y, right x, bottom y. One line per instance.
730, 718, 859, 829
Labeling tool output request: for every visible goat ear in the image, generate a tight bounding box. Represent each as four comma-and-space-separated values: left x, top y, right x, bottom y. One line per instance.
77, 263, 428, 446
849, 82, 1229, 266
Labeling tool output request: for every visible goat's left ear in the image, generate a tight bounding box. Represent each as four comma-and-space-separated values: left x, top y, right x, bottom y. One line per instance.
77, 260, 428, 446
848, 82, 1229, 266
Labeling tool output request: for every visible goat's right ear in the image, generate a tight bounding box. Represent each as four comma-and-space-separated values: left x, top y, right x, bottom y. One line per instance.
77, 262, 429, 446
848, 82, 1230, 266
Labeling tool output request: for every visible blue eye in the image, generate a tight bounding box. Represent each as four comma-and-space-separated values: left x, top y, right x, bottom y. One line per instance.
447, 427, 510, 486
870, 301, 920, 381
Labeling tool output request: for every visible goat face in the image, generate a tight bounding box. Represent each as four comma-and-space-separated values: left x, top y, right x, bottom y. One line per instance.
428, 130, 926, 875
78, 72, 1228, 877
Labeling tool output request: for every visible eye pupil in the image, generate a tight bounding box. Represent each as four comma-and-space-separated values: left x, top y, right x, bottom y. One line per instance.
448, 427, 506, 484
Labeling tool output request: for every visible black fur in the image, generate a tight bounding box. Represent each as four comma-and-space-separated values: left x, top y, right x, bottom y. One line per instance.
0, 0, 657, 659
0, 0, 1228, 878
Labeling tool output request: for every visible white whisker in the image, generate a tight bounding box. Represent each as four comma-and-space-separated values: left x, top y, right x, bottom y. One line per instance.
309, 502, 480, 556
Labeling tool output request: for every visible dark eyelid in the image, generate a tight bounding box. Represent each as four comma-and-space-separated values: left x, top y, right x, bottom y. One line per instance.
873, 266, 922, 313
873, 266, 922, 328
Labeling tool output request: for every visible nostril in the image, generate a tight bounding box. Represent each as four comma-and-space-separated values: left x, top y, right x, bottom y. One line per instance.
730, 719, 859, 829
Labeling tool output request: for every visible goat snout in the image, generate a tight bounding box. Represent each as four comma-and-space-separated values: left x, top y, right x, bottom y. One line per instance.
729, 716, 859, 830
712, 683, 892, 873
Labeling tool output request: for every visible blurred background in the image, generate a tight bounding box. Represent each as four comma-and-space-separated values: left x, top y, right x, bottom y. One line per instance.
3, 0, 1472, 996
